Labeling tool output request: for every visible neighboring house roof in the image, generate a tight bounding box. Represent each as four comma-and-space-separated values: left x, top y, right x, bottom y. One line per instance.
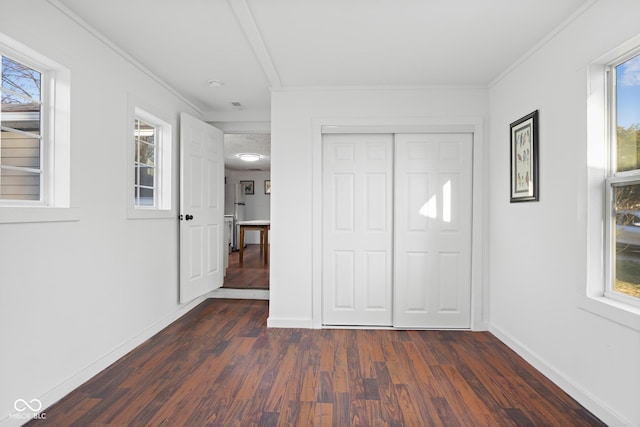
1, 102, 40, 133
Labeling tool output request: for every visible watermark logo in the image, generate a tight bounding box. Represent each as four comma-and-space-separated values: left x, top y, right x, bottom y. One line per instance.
10, 398, 46, 421
14, 399, 42, 412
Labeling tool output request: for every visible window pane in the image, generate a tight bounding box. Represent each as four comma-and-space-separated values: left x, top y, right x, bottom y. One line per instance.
135, 119, 155, 144
136, 187, 155, 207
616, 54, 640, 172
134, 116, 158, 208
1, 103, 41, 135
138, 165, 154, 187
1, 56, 41, 103
0, 130, 40, 168
613, 183, 640, 298
1, 55, 42, 202
0, 168, 40, 200
139, 141, 155, 166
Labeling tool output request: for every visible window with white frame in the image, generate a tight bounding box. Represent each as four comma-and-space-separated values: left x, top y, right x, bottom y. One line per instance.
585, 37, 640, 331
134, 117, 157, 207
0, 55, 42, 202
606, 51, 640, 305
129, 107, 172, 217
0, 33, 70, 221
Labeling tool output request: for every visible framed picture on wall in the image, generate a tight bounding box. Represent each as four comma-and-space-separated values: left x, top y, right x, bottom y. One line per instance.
510, 110, 539, 202
240, 180, 254, 195
265, 180, 271, 194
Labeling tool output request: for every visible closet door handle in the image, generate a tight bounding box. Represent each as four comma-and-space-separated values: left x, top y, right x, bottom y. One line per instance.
185, 214, 194, 221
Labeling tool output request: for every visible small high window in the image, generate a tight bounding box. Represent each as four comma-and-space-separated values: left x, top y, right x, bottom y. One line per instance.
128, 107, 172, 218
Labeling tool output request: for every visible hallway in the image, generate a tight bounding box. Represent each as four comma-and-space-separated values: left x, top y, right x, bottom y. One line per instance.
223, 244, 269, 290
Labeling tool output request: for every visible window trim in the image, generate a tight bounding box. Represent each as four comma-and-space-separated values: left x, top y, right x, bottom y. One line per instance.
584, 34, 640, 332
0, 33, 75, 224
126, 100, 174, 220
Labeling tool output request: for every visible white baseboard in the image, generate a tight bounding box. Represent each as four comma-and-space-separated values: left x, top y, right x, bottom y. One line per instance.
208, 288, 269, 300
489, 323, 631, 427
267, 317, 314, 328
0, 295, 208, 427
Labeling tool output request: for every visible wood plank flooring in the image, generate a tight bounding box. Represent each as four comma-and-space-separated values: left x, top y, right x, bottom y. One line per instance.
223, 244, 269, 290
27, 299, 604, 426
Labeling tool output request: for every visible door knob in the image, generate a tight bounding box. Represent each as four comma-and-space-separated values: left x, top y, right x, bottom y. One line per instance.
185, 214, 194, 221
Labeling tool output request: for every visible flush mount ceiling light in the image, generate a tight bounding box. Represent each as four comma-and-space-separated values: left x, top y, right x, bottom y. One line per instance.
207, 79, 224, 88
238, 153, 260, 162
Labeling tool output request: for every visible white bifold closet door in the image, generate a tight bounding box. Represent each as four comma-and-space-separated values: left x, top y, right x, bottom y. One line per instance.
322, 132, 473, 329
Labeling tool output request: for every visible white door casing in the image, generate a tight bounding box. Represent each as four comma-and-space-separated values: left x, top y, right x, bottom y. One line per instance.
393, 133, 473, 328
179, 112, 224, 303
322, 134, 394, 326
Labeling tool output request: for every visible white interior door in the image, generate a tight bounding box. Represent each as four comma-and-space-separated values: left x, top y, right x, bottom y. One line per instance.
179, 112, 224, 303
393, 133, 473, 328
322, 134, 394, 326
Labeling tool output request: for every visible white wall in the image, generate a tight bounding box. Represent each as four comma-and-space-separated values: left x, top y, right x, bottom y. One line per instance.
225, 169, 271, 244
3, 1, 635, 426
0, 2, 205, 425
269, 87, 489, 327
488, 1, 640, 426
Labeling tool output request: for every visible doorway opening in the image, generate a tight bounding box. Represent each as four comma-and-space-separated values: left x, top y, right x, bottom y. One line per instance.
221, 133, 271, 290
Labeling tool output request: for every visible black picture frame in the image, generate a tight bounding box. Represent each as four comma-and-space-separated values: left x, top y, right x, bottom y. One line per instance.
240, 180, 254, 195
510, 110, 539, 202
265, 180, 271, 195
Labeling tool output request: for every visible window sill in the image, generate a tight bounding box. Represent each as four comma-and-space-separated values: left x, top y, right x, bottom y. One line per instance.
126, 208, 176, 220
0, 207, 80, 224
578, 294, 640, 332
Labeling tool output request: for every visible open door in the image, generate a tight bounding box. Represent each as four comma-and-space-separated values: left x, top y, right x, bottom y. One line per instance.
179, 112, 224, 303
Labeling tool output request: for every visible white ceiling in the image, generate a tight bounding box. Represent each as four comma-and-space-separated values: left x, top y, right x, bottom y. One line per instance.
55, 0, 591, 169
224, 133, 271, 171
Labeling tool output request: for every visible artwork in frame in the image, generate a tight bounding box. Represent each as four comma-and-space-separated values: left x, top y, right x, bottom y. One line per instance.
240, 180, 254, 195
264, 180, 271, 195
510, 110, 539, 202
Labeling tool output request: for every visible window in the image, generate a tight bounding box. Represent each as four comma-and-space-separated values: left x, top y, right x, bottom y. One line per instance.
128, 106, 172, 218
607, 52, 640, 305
134, 117, 157, 207
1, 55, 42, 201
585, 35, 640, 331
0, 33, 72, 224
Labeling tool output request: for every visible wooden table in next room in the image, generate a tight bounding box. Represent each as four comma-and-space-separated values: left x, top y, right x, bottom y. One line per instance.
237, 220, 270, 265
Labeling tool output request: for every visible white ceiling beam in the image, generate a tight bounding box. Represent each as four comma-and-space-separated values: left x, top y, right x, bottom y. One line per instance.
228, 0, 282, 89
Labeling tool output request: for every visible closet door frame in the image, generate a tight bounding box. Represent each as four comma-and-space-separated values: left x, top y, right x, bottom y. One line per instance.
310, 119, 487, 330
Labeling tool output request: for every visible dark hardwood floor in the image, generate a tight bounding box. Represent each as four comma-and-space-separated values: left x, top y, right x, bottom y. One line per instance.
223, 244, 269, 290
28, 299, 604, 426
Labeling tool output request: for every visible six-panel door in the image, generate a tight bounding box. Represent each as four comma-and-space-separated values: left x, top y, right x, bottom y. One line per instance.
322, 134, 394, 326
393, 133, 472, 328
322, 132, 473, 328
